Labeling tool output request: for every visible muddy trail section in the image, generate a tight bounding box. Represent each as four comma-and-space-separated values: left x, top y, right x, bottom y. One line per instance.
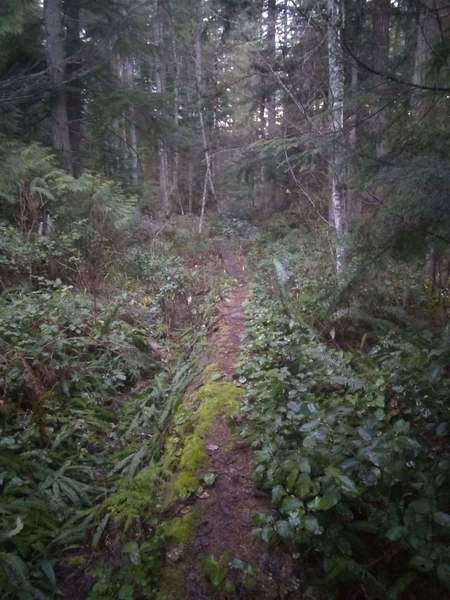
163, 242, 297, 599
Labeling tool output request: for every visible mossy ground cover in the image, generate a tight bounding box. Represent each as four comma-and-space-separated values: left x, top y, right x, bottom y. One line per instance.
104, 375, 241, 519
90, 370, 242, 599
173, 380, 241, 499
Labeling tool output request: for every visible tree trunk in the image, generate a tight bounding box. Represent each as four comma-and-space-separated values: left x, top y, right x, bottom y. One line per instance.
327, 0, 347, 278
170, 32, 181, 210
195, 12, 215, 234
128, 113, 139, 186
110, 54, 128, 178
266, 0, 279, 211
65, 0, 82, 176
188, 160, 194, 214
411, 1, 443, 285
123, 58, 139, 186
344, 0, 363, 226
155, 0, 171, 216
44, 0, 73, 174
411, 0, 441, 112
372, 0, 390, 158
267, 0, 277, 138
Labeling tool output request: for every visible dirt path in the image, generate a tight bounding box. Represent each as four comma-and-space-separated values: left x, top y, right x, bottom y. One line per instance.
170, 242, 296, 599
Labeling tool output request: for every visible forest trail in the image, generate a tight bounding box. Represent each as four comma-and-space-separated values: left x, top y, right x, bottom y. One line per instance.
167, 242, 295, 599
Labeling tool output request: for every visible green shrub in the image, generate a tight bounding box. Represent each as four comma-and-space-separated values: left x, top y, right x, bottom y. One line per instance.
240, 245, 450, 598
125, 248, 189, 308
0, 286, 151, 403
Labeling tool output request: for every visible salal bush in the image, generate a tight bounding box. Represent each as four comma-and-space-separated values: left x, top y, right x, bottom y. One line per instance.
239, 279, 450, 598
125, 248, 190, 308
0, 224, 53, 286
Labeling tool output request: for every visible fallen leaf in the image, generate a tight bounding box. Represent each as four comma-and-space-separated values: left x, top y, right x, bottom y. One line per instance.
203, 472, 217, 486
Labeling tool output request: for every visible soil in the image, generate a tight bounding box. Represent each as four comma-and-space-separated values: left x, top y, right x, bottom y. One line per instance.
171, 242, 298, 599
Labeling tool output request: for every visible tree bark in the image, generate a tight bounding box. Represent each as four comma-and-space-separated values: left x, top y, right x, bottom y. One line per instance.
327, 0, 347, 278
123, 58, 139, 186
372, 0, 391, 158
44, 0, 73, 174
155, 0, 171, 216
188, 160, 194, 214
195, 12, 216, 233
411, 0, 441, 112
266, 0, 279, 211
65, 0, 82, 176
344, 0, 363, 226
411, 1, 443, 286
110, 54, 128, 178
170, 30, 181, 210
267, 0, 277, 137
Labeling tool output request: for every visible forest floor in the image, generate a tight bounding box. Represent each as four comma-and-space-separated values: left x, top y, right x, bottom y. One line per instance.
162, 242, 297, 599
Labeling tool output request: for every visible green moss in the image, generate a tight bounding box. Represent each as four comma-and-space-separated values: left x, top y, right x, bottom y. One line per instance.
65, 555, 88, 568
165, 512, 200, 546
103, 464, 160, 523
103, 382, 242, 520
191, 382, 241, 434
173, 470, 200, 499
179, 434, 207, 471
171, 382, 242, 501
201, 362, 220, 381
156, 512, 202, 600
156, 565, 185, 600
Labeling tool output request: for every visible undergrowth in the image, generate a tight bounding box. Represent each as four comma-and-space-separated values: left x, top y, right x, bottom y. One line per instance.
239, 231, 450, 599
0, 182, 227, 598
85, 372, 241, 600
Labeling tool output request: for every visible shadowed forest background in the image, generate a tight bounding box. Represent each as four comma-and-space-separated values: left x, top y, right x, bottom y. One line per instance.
1, 1, 450, 599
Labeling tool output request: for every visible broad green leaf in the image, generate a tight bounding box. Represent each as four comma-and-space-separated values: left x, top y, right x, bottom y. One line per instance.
409, 555, 434, 572
0, 552, 31, 591
286, 468, 299, 491
203, 554, 226, 587
275, 520, 292, 538
298, 457, 311, 474
321, 557, 357, 584
40, 560, 56, 587
281, 495, 302, 513
309, 488, 340, 511
123, 541, 140, 565
337, 475, 358, 495
437, 562, 450, 587
433, 512, 450, 528
304, 515, 322, 535
271, 485, 285, 504
296, 474, 312, 499
386, 525, 406, 542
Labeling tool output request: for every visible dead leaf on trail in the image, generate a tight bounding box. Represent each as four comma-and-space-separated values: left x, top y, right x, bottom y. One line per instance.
179, 506, 192, 515
167, 547, 183, 562
203, 472, 217, 486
